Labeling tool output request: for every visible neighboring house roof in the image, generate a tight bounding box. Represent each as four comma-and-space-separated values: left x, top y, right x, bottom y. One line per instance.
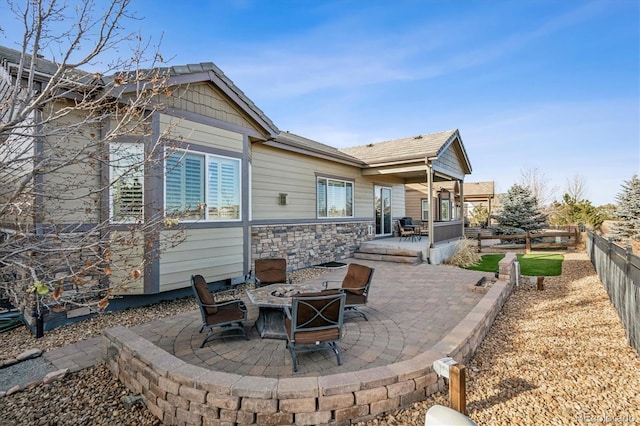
437, 181, 495, 197
0, 45, 93, 84
464, 181, 495, 197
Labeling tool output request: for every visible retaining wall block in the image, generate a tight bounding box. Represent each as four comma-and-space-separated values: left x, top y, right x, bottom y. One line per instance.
240, 397, 278, 413
369, 396, 400, 416
197, 370, 242, 395
386, 379, 415, 398
354, 366, 397, 390
318, 372, 361, 396
168, 363, 210, 387
335, 404, 370, 423
232, 375, 277, 399
400, 388, 427, 406
158, 375, 181, 396
317, 393, 355, 411
414, 371, 438, 391
167, 392, 190, 411
279, 397, 316, 413
189, 401, 220, 419
294, 410, 332, 425
235, 410, 256, 424
206, 394, 240, 410
256, 412, 294, 425
176, 407, 203, 425
157, 397, 176, 418
276, 376, 319, 399
144, 397, 164, 421
179, 385, 207, 404
219, 408, 237, 423
354, 387, 387, 405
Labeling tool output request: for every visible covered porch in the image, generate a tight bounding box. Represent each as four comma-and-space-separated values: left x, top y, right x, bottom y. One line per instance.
341, 129, 472, 264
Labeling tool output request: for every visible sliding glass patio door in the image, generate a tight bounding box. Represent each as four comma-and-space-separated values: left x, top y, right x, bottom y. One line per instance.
374, 185, 392, 236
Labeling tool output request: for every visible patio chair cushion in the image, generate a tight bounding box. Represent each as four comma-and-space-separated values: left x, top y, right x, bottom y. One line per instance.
284, 290, 342, 343
255, 258, 287, 285
206, 302, 246, 326
342, 263, 372, 295
193, 277, 217, 314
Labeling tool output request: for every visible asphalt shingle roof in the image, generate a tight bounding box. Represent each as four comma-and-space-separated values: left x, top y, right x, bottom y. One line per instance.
339, 129, 459, 165
275, 131, 365, 165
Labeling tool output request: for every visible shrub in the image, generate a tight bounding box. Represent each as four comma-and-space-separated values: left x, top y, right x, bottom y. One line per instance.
444, 238, 481, 268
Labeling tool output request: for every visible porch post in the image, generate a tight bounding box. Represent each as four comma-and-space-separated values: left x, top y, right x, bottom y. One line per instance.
426, 160, 434, 250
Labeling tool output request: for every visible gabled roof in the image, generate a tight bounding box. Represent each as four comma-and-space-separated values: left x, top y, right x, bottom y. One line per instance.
340, 128, 472, 175
0, 44, 278, 138
106, 62, 279, 137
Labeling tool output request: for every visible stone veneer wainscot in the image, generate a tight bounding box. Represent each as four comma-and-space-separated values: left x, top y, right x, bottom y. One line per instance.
251, 222, 374, 271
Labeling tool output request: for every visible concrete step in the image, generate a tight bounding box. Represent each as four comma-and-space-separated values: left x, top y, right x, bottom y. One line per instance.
353, 252, 421, 264
357, 244, 422, 258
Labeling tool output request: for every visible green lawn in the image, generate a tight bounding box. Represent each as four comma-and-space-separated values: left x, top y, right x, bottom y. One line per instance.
465, 253, 563, 276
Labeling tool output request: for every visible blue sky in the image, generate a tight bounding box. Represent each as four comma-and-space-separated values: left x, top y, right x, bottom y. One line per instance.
2, 0, 638, 205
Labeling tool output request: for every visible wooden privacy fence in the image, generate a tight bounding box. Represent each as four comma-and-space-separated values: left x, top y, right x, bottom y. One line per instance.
587, 231, 640, 355
475, 229, 579, 253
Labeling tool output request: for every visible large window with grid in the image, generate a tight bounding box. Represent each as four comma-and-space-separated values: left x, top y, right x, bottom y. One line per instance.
165, 150, 241, 221
317, 177, 354, 218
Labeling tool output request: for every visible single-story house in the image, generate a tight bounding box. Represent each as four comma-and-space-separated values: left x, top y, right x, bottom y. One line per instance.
0, 45, 473, 327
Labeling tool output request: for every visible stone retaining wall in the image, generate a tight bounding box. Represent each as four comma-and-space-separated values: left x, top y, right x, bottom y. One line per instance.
251, 222, 374, 271
103, 275, 515, 425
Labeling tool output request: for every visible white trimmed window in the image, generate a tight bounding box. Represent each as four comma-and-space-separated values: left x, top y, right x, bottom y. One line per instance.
165, 150, 241, 221
317, 177, 354, 218
421, 199, 429, 221
110, 143, 144, 223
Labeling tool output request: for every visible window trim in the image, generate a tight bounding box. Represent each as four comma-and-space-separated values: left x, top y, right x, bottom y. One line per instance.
421, 199, 430, 222
164, 148, 242, 222
109, 142, 144, 224
316, 176, 355, 219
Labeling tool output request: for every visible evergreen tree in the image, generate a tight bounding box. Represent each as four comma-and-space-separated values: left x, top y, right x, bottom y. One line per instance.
611, 175, 640, 241
491, 184, 548, 235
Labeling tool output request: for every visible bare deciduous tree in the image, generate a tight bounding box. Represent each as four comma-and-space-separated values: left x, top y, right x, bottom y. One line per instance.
0, 0, 184, 327
519, 166, 558, 208
564, 173, 586, 203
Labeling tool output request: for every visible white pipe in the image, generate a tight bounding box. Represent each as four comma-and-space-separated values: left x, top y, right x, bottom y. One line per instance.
514, 261, 520, 287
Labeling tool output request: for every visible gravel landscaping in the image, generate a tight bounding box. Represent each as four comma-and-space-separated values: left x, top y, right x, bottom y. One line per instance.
2, 253, 639, 425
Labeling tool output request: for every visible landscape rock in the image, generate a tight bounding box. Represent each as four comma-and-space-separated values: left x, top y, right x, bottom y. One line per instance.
16, 348, 42, 361
42, 368, 69, 385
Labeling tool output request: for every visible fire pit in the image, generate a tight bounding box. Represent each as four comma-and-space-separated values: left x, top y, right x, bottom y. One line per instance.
270, 287, 304, 298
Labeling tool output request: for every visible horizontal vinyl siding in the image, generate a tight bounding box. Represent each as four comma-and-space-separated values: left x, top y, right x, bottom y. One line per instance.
110, 230, 145, 296
405, 184, 425, 221
252, 144, 376, 220
159, 227, 243, 292
41, 106, 101, 224
391, 184, 406, 219
160, 114, 243, 153
435, 146, 464, 178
